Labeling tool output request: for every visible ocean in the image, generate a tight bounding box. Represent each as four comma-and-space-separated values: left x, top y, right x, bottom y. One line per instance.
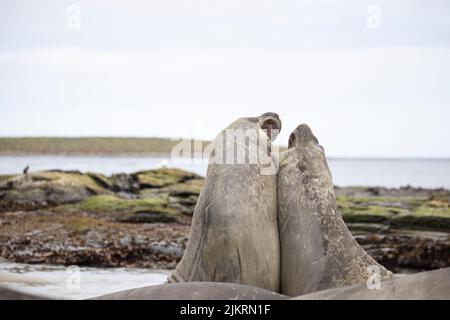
0, 155, 449, 189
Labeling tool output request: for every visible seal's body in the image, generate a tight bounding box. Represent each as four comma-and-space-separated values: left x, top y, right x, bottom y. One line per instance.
168, 113, 281, 292
292, 268, 450, 300
277, 124, 392, 296
91, 282, 287, 300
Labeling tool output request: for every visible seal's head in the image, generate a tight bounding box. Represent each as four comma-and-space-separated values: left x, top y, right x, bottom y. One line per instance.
252, 112, 282, 142
288, 124, 319, 149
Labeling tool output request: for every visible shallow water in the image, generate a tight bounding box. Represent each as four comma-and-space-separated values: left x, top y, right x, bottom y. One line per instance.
0, 261, 170, 299
0, 155, 449, 188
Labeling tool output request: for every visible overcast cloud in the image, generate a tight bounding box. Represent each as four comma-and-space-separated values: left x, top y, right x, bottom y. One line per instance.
0, 0, 449, 157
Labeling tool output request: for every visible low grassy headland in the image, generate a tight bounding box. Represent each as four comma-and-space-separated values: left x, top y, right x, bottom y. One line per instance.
0, 169, 449, 272
0, 137, 210, 155
0, 137, 287, 155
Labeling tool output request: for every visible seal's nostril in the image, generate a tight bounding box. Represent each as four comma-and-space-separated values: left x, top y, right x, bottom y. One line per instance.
288, 132, 296, 149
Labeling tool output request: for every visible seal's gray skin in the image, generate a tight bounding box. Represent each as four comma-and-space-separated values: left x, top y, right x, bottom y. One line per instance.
92, 282, 287, 300
277, 124, 392, 296
0, 286, 50, 300
168, 113, 281, 292
292, 268, 450, 300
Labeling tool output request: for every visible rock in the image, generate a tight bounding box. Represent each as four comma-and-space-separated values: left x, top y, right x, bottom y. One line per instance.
134, 168, 200, 189
167, 196, 198, 215
149, 241, 184, 259
85, 173, 112, 189
0, 171, 110, 211
352, 229, 450, 271
79, 195, 167, 213
119, 212, 178, 223
162, 178, 203, 197
0, 168, 202, 212
138, 178, 203, 216
110, 173, 139, 193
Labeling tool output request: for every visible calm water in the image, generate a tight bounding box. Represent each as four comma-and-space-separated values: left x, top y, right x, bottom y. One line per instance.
0, 155, 449, 189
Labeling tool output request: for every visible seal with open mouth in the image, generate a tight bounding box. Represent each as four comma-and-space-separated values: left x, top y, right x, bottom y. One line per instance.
277, 124, 392, 296
168, 113, 282, 292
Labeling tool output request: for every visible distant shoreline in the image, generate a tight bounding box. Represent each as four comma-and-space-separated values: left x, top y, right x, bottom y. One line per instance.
0, 137, 448, 160
0, 137, 210, 155
0, 151, 175, 157
0, 152, 448, 161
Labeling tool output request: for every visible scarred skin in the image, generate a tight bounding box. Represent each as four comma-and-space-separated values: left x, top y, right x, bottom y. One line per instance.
168, 113, 282, 292
277, 124, 393, 296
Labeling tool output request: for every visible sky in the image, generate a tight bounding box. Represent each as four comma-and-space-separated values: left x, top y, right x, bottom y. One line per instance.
0, 0, 449, 158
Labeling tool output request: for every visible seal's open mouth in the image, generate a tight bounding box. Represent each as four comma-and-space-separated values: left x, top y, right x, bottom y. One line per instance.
260, 114, 281, 142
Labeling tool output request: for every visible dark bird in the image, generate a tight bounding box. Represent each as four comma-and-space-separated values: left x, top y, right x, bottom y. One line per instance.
23, 165, 29, 175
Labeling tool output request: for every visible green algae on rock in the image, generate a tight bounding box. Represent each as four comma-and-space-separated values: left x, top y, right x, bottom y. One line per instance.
78, 194, 181, 223
0, 171, 111, 211
79, 195, 165, 213
337, 194, 450, 232
134, 168, 199, 189
0, 168, 201, 216
0, 168, 449, 271
1, 168, 449, 232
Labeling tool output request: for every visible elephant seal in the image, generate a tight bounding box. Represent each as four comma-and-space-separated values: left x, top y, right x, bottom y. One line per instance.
168, 113, 282, 292
277, 124, 392, 296
292, 268, 450, 300
91, 282, 287, 300
0, 286, 50, 300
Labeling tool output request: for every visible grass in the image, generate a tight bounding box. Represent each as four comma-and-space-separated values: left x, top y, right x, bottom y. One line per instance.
79, 195, 164, 212
0, 137, 287, 155
0, 175, 14, 183
0, 137, 210, 155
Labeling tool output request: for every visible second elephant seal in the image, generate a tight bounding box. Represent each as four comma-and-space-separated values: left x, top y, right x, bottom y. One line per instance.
168, 113, 282, 292
277, 124, 392, 296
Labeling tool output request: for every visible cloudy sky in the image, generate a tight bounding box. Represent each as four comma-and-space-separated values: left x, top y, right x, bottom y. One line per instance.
0, 0, 449, 157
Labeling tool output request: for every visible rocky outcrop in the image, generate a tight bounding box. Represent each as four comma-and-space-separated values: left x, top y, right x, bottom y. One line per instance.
0, 171, 110, 211
0, 169, 449, 271
0, 168, 202, 217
